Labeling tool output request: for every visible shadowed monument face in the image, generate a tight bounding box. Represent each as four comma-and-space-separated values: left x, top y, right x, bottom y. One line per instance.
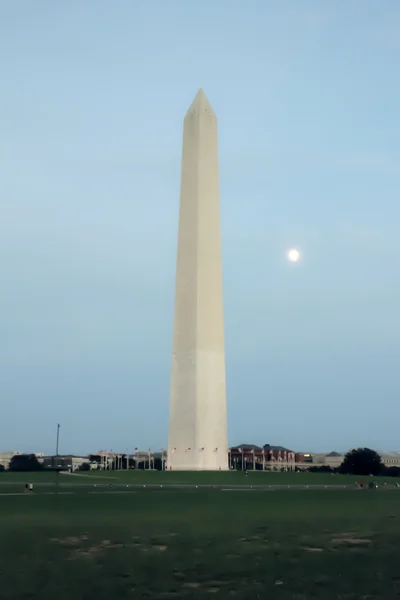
167, 89, 228, 471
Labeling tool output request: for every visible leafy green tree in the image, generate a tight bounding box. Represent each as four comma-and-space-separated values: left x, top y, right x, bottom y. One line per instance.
340, 448, 383, 476
308, 465, 336, 473
9, 454, 43, 472
78, 462, 91, 471
384, 466, 400, 478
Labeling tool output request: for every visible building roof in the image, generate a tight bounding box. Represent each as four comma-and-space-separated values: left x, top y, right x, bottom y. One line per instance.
263, 444, 293, 452
232, 444, 262, 451
43, 455, 89, 460
231, 444, 294, 452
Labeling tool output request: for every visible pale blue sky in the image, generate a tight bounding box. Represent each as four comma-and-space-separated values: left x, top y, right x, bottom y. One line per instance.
1, 1, 399, 455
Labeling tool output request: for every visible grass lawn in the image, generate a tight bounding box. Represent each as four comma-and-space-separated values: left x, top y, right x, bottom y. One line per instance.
0, 486, 399, 599
0, 469, 382, 488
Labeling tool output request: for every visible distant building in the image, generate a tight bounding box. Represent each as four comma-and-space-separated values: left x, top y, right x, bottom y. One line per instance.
296, 451, 400, 469
0, 451, 21, 470
42, 455, 90, 472
380, 453, 400, 467
229, 444, 296, 470
304, 452, 344, 469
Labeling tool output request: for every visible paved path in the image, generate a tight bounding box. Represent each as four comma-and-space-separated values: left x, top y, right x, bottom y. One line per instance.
0, 483, 398, 495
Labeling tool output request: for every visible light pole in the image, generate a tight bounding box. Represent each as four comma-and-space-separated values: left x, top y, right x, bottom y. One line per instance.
56, 424, 60, 456
55, 423, 61, 492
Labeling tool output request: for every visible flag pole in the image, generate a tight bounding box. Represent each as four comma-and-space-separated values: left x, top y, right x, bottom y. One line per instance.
56, 423, 60, 456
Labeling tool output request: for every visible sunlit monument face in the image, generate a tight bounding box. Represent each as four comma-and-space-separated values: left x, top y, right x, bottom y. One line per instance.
168, 90, 228, 471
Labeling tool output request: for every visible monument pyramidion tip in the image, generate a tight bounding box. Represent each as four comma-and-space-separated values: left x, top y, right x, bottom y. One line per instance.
185, 88, 217, 120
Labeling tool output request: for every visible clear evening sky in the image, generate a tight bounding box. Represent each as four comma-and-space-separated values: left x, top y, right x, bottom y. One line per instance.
1, 2, 399, 455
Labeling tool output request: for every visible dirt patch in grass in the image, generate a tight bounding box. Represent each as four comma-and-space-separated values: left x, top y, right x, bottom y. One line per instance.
68, 539, 129, 559
71, 547, 101, 558
50, 535, 88, 544
332, 537, 372, 545
237, 535, 269, 546
183, 581, 227, 593
330, 532, 373, 547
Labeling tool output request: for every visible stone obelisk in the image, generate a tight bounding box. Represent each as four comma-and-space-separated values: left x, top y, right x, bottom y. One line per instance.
167, 89, 228, 471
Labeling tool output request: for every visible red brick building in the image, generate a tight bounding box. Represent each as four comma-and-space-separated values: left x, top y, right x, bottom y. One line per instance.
229, 444, 298, 470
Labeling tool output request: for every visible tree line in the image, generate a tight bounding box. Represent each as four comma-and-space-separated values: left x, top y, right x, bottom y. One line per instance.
309, 448, 400, 477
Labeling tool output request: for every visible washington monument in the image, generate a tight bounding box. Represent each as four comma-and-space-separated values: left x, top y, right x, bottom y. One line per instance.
167, 89, 228, 471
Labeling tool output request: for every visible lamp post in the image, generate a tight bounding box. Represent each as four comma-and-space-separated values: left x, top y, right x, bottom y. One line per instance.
56, 423, 60, 456
55, 423, 61, 493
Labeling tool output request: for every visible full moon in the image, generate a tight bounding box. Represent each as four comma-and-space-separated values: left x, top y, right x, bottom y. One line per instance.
287, 248, 301, 263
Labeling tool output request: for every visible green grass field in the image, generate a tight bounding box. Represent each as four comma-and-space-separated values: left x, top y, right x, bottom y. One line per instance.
1, 471, 400, 598
0, 468, 390, 488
